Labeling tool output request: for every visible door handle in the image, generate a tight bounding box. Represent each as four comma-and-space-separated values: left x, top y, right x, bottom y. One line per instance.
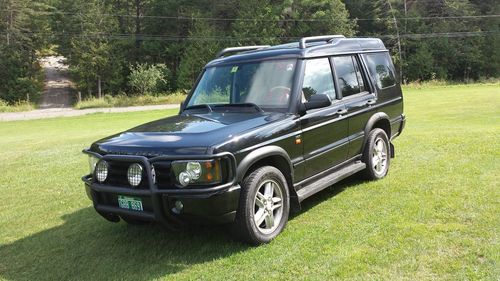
336, 109, 348, 115
366, 99, 376, 106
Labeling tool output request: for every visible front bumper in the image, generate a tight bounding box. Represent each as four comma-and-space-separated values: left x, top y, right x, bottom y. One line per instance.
82, 150, 240, 226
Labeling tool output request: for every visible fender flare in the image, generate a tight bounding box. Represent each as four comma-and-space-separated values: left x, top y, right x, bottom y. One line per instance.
361, 112, 391, 151
236, 145, 293, 184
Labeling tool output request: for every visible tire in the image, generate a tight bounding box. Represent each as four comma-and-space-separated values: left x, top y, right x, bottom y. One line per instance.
121, 215, 150, 225
231, 166, 290, 245
361, 128, 391, 180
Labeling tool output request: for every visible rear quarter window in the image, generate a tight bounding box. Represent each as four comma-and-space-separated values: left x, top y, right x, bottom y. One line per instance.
365, 53, 396, 89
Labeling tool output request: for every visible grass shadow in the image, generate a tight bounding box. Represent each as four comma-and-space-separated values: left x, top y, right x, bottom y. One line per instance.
293, 176, 366, 217
0, 208, 249, 281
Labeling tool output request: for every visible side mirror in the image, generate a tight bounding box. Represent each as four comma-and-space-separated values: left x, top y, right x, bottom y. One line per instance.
300, 94, 331, 115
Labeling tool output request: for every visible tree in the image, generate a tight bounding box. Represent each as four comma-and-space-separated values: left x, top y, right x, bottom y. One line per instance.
282, 0, 356, 38
232, 0, 284, 45
55, 0, 123, 98
177, 18, 223, 90
0, 0, 45, 103
403, 0, 486, 81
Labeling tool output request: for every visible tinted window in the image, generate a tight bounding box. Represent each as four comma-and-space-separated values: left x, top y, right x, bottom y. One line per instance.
333, 56, 367, 97
302, 58, 335, 102
365, 53, 396, 89
188, 59, 296, 110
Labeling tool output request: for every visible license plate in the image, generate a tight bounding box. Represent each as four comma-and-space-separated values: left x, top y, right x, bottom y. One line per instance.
118, 195, 143, 211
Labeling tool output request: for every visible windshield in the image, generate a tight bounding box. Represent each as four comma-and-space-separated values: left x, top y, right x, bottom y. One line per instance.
187, 59, 297, 111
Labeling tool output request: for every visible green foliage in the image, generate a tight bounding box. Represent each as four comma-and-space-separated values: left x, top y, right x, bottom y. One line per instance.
2, 0, 500, 106
231, 0, 284, 45
74, 92, 186, 109
283, 0, 356, 37
128, 63, 169, 95
0, 0, 46, 103
404, 43, 436, 81
0, 98, 36, 112
177, 19, 223, 90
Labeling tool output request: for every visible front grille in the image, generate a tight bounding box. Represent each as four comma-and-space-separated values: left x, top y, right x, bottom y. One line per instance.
105, 161, 135, 187
152, 161, 175, 189
100, 160, 174, 189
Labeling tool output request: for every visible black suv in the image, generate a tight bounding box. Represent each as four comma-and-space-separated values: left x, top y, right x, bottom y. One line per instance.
82, 35, 406, 244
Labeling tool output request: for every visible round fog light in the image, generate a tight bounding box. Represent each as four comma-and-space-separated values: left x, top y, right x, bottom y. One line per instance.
127, 163, 143, 187
175, 200, 183, 210
95, 160, 108, 183
172, 200, 184, 214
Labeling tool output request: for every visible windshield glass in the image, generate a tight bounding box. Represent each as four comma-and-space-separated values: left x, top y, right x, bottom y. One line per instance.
187, 59, 297, 111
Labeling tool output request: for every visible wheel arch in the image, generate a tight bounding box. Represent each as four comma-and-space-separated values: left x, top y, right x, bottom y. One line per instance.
236, 145, 300, 211
362, 113, 391, 153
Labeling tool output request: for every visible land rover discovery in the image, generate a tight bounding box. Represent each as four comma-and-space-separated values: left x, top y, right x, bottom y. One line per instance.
82, 35, 406, 244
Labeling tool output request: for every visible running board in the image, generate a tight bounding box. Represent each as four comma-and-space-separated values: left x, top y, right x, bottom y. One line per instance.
297, 161, 366, 202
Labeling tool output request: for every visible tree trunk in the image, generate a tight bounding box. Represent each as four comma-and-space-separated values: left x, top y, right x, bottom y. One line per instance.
135, 0, 142, 60
7, 10, 13, 45
97, 76, 102, 99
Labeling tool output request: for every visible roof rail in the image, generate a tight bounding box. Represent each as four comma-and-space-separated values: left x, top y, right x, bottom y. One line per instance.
216, 45, 271, 58
299, 35, 345, 49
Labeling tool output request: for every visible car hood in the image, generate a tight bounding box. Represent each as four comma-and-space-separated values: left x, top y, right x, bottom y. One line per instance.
90, 111, 289, 156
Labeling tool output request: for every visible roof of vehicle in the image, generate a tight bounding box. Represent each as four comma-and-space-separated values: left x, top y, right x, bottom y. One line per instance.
206, 36, 387, 67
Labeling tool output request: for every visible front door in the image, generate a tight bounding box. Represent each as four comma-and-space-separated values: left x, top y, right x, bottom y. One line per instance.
299, 58, 349, 179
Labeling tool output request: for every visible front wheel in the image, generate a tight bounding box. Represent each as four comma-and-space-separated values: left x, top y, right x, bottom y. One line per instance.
361, 128, 391, 180
232, 166, 290, 245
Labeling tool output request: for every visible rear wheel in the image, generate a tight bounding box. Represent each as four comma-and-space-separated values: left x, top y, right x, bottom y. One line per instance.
232, 166, 290, 245
361, 128, 390, 180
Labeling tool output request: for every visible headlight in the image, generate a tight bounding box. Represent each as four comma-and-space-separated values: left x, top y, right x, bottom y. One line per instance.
172, 160, 222, 187
95, 160, 108, 183
88, 155, 99, 174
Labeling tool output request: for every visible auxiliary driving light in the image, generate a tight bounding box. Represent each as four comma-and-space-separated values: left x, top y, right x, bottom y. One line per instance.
95, 160, 108, 183
127, 163, 143, 187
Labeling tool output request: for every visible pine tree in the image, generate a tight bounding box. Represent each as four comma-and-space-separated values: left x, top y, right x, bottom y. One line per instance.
0, 0, 45, 103
177, 18, 223, 90
232, 0, 284, 45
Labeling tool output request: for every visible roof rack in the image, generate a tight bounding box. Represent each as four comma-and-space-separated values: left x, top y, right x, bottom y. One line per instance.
299, 35, 345, 49
216, 45, 270, 58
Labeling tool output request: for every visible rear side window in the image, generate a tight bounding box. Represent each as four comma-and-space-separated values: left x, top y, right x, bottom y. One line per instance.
365, 53, 396, 89
302, 58, 336, 102
333, 56, 367, 97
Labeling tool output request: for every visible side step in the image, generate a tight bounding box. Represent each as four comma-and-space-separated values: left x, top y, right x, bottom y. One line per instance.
297, 161, 366, 202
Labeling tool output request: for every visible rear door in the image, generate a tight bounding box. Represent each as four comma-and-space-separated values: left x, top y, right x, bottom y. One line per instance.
332, 55, 375, 159
300, 58, 349, 179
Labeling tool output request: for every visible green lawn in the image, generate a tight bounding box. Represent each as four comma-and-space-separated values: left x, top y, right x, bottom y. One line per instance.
0, 84, 499, 281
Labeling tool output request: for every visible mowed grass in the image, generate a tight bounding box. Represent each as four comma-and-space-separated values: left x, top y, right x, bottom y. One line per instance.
0, 84, 499, 281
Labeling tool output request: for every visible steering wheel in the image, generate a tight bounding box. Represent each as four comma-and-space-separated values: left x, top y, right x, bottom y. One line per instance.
264, 86, 291, 105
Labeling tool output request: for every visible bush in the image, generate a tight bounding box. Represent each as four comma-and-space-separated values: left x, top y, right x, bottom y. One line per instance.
74, 92, 187, 109
128, 64, 170, 95
0, 99, 36, 112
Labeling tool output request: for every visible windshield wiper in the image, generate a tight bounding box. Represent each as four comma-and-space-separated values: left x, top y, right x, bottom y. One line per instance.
212, 103, 264, 113
183, 104, 213, 112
